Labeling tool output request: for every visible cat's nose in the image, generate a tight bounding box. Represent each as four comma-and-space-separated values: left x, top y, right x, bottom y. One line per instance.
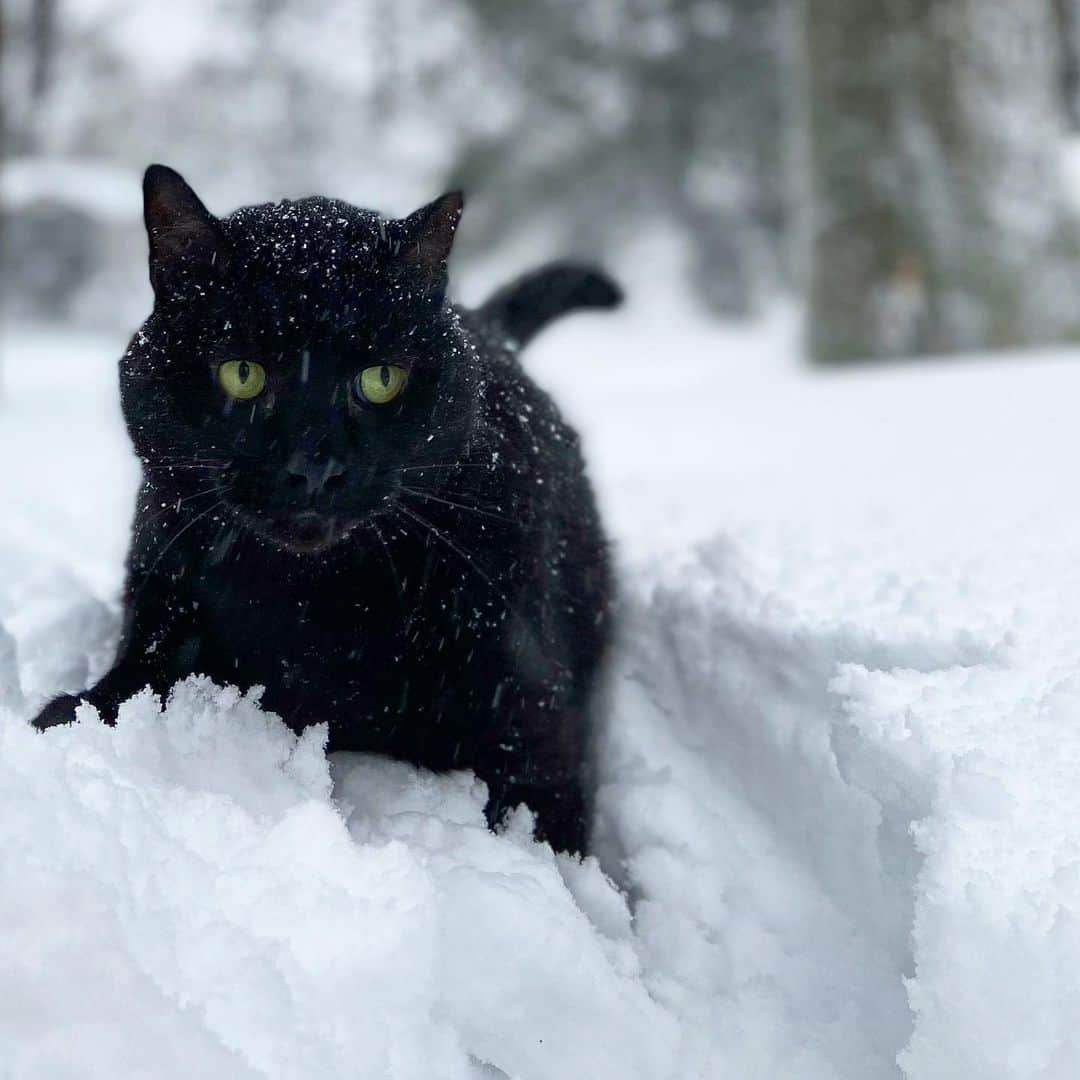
286, 452, 345, 497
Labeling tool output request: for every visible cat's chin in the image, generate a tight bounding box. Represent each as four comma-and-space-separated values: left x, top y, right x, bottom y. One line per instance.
252, 511, 359, 554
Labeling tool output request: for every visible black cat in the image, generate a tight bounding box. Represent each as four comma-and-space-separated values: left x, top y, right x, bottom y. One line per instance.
32, 166, 620, 854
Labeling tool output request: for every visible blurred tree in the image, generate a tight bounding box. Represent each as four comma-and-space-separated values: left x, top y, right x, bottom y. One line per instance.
1054, 0, 1080, 129
806, 0, 1080, 363
1, 0, 5, 363
1, 0, 804, 325
454, 0, 792, 316
1, 6, 6, 159
29, 0, 56, 101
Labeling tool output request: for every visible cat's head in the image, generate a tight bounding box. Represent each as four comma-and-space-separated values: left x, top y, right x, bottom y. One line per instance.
124, 165, 479, 553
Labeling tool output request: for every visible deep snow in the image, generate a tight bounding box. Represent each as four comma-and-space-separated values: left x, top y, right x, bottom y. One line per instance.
3, 272, 1080, 1076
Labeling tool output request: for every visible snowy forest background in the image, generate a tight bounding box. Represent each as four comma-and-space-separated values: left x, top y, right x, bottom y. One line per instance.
7, 0, 1080, 363
10, 4, 1080, 1079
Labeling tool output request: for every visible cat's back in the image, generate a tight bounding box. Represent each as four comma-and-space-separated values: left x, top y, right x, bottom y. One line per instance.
459, 308, 613, 675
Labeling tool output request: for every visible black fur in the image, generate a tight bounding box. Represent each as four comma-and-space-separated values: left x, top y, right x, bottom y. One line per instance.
478, 262, 623, 348
31, 165, 619, 854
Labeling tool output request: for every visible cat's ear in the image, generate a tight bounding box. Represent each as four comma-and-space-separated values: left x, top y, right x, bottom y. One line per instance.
390, 191, 464, 292
143, 165, 230, 298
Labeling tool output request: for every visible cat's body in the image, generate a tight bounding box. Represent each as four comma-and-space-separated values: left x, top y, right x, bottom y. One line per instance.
32, 167, 619, 853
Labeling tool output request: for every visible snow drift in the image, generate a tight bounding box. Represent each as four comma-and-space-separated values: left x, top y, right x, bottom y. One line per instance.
5, 298, 1080, 1076
0, 674, 677, 1078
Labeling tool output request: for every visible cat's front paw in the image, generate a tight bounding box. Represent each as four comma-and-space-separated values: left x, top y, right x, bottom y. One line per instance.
30, 693, 83, 731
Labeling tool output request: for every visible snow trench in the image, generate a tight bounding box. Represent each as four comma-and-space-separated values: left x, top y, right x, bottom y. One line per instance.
1, 532, 1075, 1077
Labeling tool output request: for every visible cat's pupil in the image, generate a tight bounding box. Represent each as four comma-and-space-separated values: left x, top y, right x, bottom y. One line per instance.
380, 365, 390, 388
238, 360, 250, 383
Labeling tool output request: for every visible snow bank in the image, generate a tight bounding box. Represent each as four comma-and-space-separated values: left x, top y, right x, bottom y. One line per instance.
0, 663, 680, 1078
7, 307, 1080, 1076
8, 522, 1080, 1078
600, 521, 1080, 1077
842, 661, 1080, 1078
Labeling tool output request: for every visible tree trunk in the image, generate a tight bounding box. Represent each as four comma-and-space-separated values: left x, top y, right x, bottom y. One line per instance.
1054, 0, 1080, 129
30, 0, 56, 100
1, 0, 7, 383
805, 0, 1080, 363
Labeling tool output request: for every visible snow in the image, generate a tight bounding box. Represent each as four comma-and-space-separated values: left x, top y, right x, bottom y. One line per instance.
4, 276, 1080, 1075
0, 680, 674, 1078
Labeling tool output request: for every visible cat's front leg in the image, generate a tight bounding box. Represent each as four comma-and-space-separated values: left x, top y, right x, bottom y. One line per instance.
31, 660, 163, 731
31, 590, 197, 731
478, 702, 592, 854
31, 692, 88, 730
486, 771, 589, 856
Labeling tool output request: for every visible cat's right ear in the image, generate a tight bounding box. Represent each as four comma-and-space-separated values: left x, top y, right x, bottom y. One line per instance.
143, 165, 230, 298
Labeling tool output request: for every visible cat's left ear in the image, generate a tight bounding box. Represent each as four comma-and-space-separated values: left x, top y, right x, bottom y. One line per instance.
391, 191, 464, 293
143, 164, 231, 298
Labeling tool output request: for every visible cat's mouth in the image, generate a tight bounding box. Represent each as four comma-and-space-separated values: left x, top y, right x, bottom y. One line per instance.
255, 510, 359, 553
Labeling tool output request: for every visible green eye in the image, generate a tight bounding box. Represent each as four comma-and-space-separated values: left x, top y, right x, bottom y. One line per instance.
356, 364, 408, 405
219, 360, 266, 400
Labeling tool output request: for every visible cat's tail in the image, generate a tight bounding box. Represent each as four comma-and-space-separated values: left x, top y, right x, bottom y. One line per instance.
477, 262, 623, 348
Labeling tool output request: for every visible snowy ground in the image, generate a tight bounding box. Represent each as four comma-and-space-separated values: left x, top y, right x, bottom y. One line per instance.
3, 276, 1080, 1077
